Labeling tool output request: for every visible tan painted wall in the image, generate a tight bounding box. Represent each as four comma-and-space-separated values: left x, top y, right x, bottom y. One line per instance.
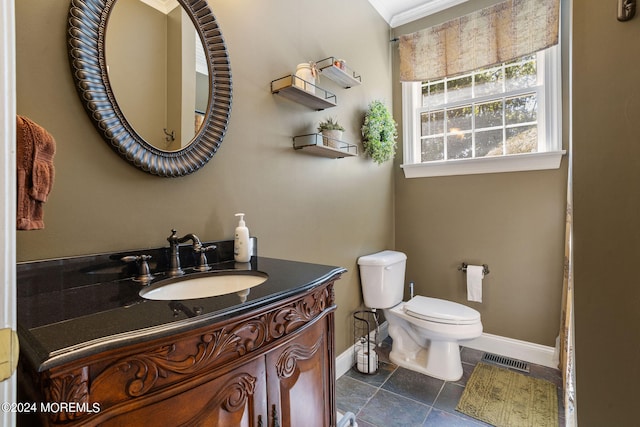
15, 0, 393, 355
573, 1, 640, 425
391, 0, 569, 347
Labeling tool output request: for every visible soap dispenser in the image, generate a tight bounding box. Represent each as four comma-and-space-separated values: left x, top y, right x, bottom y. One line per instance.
234, 213, 251, 262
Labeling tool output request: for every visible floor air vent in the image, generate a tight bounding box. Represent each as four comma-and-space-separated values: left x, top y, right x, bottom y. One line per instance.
481, 353, 530, 373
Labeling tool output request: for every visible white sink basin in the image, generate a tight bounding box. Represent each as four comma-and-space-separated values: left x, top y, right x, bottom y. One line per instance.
139, 271, 268, 301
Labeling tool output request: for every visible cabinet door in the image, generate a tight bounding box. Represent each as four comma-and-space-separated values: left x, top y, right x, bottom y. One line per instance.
98, 356, 267, 427
265, 317, 333, 427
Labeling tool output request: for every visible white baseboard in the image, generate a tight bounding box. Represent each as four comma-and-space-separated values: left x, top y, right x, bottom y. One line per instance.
462, 332, 558, 369
336, 324, 557, 379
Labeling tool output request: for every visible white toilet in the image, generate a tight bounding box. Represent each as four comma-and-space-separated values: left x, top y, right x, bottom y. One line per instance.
358, 250, 482, 381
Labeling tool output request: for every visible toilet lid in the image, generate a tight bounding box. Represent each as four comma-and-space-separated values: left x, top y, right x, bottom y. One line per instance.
403, 296, 480, 325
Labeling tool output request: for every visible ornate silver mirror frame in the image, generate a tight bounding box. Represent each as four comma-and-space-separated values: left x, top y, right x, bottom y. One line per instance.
67, 0, 232, 177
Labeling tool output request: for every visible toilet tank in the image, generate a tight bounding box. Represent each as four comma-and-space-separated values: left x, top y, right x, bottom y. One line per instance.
358, 250, 407, 309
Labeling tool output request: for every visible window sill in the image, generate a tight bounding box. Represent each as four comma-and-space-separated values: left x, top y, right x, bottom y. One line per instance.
401, 151, 566, 178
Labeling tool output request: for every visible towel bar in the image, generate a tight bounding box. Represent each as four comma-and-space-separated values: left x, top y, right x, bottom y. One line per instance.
458, 262, 490, 276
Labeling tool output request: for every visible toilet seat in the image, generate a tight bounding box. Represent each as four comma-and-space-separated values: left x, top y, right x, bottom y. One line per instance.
403, 296, 480, 325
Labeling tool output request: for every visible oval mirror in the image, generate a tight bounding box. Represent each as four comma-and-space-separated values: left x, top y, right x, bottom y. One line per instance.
67, 0, 232, 177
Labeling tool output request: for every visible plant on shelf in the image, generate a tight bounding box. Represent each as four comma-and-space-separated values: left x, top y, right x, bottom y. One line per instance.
361, 100, 398, 164
317, 117, 345, 132
317, 117, 345, 149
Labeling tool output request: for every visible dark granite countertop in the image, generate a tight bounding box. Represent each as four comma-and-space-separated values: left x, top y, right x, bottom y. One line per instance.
17, 240, 346, 372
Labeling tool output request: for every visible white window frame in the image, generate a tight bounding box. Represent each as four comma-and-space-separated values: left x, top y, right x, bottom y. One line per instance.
401, 45, 564, 178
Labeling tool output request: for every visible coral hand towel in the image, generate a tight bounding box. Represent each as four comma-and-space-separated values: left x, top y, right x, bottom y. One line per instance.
16, 115, 56, 230
466, 265, 484, 303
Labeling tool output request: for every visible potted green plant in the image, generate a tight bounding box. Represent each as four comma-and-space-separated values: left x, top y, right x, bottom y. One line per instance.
317, 117, 345, 148
361, 100, 398, 164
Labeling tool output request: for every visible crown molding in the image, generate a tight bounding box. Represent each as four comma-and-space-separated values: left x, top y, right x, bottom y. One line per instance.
139, 0, 179, 15
367, 0, 395, 24
389, 0, 468, 27
367, 0, 470, 28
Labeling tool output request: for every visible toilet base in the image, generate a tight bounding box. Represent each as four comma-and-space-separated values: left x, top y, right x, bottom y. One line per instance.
384, 304, 481, 382
389, 340, 463, 382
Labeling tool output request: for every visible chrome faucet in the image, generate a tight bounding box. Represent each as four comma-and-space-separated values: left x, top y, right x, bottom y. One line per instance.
167, 229, 216, 276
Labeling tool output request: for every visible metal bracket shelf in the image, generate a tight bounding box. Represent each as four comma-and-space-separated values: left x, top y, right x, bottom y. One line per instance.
271, 75, 337, 110
293, 133, 358, 158
316, 57, 362, 88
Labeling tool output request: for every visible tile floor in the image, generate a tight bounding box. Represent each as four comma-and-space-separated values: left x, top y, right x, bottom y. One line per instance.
336, 338, 564, 427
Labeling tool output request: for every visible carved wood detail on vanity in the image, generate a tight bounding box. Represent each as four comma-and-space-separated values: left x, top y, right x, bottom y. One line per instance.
180, 372, 258, 425
31, 279, 338, 426
90, 285, 331, 398
42, 367, 89, 423
276, 336, 323, 379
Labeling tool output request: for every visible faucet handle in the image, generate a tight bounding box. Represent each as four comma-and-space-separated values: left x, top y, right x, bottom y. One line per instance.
195, 244, 216, 253
193, 244, 216, 272
121, 254, 154, 283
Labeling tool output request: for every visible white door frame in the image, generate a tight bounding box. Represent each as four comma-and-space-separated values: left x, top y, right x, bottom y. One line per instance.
0, 0, 17, 425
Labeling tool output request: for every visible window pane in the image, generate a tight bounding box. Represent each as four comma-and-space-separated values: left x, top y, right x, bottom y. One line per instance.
505, 94, 537, 125
505, 56, 537, 91
447, 106, 472, 133
474, 67, 503, 97
422, 81, 445, 108
475, 101, 503, 129
476, 129, 504, 157
505, 125, 537, 154
421, 137, 444, 161
447, 75, 472, 103
447, 133, 472, 159
421, 110, 444, 136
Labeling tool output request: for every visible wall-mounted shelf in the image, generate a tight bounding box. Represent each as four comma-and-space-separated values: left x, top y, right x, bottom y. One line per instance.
293, 133, 358, 158
316, 57, 362, 88
271, 75, 337, 110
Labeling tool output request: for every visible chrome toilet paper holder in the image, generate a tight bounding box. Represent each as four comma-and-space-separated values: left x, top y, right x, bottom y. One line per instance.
458, 262, 490, 276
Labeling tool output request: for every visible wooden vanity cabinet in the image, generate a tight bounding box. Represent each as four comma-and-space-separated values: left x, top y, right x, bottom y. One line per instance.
266, 317, 334, 427
19, 278, 339, 427
100, 355, 268, 427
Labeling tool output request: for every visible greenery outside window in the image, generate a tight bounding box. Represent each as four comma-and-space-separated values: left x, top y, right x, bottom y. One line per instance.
401, 46, 564, 178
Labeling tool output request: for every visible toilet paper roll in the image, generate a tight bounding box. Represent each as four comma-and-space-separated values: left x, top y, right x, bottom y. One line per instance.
466, 264, 484, 303
356, 347, 378, 374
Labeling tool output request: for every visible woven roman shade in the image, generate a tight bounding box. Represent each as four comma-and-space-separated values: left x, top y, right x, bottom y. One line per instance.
399, 0, 560, 82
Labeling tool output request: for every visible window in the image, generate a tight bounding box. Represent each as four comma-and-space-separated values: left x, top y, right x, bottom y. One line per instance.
401, 46, 564, 178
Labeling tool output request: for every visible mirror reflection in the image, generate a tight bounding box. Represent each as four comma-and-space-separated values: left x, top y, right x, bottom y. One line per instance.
106, 0, 209, 151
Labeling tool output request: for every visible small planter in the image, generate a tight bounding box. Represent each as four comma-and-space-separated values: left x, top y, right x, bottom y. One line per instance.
322, 129, 343, 148
318, 117, 345, 149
